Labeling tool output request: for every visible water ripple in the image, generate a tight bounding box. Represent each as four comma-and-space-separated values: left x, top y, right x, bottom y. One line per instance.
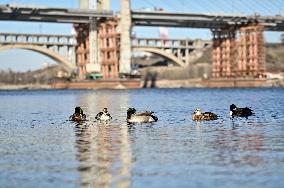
0, 88, 283, 188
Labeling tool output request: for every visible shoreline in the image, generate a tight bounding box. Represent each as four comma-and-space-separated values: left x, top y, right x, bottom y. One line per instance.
0, 84, 52, 90
1, 78, 283, 90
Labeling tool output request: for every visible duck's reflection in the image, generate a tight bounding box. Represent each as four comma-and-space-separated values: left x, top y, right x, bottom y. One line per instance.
213, 122, 265, 166
74, 91, 132, 188
191, 120, 266, 167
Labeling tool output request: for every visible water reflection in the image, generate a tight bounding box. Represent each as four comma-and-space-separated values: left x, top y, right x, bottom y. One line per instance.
74, 123, 132, 187
75, 90, 129, 120
206, 121, 266, 167
74, 91, 132, 187
1, 89, 283, 188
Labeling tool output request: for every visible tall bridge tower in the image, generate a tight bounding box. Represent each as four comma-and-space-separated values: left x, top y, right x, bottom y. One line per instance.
119, 0, 132, 75
75, 0, 268, 80
212, 24, 265, 78
77, 0, 113, 78
77, 0, 128, 79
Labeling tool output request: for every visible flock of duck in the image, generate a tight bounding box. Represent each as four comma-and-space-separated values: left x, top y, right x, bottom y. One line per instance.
69, 104, 254, 124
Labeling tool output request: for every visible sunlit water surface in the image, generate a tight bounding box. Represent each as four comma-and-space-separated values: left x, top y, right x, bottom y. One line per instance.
0, 88, 283, 188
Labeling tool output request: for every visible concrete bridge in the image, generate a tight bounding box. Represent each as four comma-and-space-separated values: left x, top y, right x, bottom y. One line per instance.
132, 37, 211, 67
0, 32, 210, 73
131, 11, 284, 31
1, 0, 284, 78
0, 4, 113, 23
0, 32, 77, 72
1, 4, 283, 30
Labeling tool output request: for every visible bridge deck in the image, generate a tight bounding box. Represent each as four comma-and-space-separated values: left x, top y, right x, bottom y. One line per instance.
0, 4, 113, 23
132, 10, 284, 31
0, 32, 76, 46
0, 4, 283, 31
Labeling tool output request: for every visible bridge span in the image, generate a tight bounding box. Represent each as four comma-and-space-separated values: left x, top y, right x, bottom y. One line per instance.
132, 37, 211, 66
0, 32, 208, 72
132, 11, 284, 31
0, 1, 282, 79
1, 4, 283, 31
0, 32, 77, 72
0, 4, 113, 23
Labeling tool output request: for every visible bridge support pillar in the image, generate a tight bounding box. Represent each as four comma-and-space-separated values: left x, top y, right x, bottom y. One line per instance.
119, 0, 132, 75
74, 23, 90, 78
97, 0, 110, 10
89, 18, 101, 72
99, 19, 120, 78
237, 24, 265, 77
79, 0, 89, 9
212, 28, 237, 78
76, 0, 113, 78
80, 0, 110, 9
212, 24, 265, 78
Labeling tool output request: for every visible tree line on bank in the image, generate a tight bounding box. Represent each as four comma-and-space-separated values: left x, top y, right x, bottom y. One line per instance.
0, 66, 67, 85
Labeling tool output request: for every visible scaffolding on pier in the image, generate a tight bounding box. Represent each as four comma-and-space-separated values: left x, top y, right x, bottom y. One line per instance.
98, 19, 120, 79
212, 24, 265, 79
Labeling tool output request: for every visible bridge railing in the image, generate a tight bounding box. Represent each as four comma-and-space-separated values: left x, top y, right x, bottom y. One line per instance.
131, 37, 198, 49
132, 37, 211, 49
0, 32, 77, 47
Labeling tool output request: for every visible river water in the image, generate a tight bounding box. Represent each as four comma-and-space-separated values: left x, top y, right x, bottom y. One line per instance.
0, 88, 283, 188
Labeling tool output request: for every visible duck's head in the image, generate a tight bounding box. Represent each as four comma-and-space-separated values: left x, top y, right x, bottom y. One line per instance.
75, 106, 83, 114
127, 108, 136, 113
127, 108, 136, 119
230, 104, 237, 111
127, 108, 136, 115
103, 108, 108, 114
194, 108, 202, 115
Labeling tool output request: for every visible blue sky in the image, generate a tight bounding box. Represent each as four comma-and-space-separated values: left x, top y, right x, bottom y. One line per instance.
0, 0, 283, 71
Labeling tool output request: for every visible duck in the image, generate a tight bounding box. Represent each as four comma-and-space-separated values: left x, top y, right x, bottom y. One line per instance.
95, 108, 112, 122
230, 104, 253, 117
69, 106, 86, 122
192, 108, 218, 121
127, 108, 158, 123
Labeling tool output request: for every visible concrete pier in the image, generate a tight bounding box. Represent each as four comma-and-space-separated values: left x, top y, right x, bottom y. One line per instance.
119, 0, 132, 74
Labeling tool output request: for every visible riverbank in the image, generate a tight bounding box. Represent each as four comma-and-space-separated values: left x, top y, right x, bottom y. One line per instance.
1, 78, 283, 90
0, 84, 51, 90
153, 78, 284, 88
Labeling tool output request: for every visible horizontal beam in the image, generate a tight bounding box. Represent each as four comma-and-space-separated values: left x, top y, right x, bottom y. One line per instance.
0, 32, 75, 38
132, 11, 284, 31
0, 4, 113, 23
0, 42, 76, 47
132, 37, 212, 49
1, 5, 283, 31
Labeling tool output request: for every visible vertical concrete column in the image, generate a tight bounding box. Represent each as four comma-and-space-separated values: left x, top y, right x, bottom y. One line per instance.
80, 0, 89, 9
185, 50, 189, 65
88, 0, 111, 73
177, 48, 181, 62
97, 0, 110, 10
119, 0, 132, 74
89, 19, 100, 69
253, 31, 258, 72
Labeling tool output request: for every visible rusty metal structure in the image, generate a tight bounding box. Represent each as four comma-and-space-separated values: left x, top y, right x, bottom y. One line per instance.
212, 28, 237, 78
212, 23, 265, 78
74, 23, 90, 77
98, 19, 120, 79
237, 24, 265, 77
74, 19, 120, 79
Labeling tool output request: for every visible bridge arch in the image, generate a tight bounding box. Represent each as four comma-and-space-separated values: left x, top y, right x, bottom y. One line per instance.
132, 47, 185, 67
0, 44, 76, 72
